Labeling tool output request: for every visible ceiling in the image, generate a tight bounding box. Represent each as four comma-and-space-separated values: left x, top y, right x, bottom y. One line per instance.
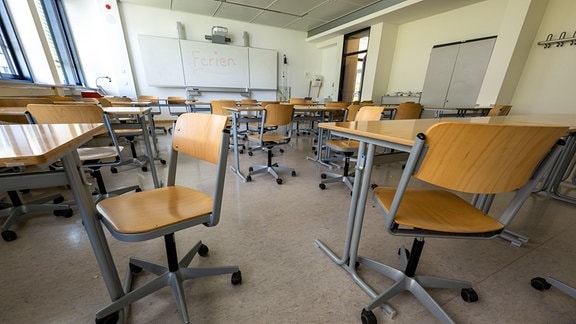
119, 0, 486, 38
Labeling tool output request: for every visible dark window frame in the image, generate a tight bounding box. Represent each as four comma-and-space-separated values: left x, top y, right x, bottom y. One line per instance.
0, 0, 32, 81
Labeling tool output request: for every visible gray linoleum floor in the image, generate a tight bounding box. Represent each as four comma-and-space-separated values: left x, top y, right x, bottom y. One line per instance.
1, 124, 575, 324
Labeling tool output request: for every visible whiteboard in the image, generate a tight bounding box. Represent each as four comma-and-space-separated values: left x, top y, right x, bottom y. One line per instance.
180, 40, 249, 88
138, 35, 185, 87
248, 48, 277, 89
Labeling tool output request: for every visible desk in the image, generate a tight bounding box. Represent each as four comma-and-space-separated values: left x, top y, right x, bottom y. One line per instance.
184, 100, 211, 113
424, 106, 491, 118
306, 106, 397, 168
225, 105, 265, 181
0, 123, 125, 311
314, 114, 576, 317
103, 107, 161, 188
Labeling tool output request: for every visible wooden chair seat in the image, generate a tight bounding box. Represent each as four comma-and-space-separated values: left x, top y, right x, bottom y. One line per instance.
97, 186, 212, 235
374, 188, 504, 234
78, 146, 122, 161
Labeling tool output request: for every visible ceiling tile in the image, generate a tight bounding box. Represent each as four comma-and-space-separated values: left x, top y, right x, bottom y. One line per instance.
215, 2, 263, 22
251, 11, 304, 28
307, 1, 362, 21
268, 0, 328, 16
283, 16, 328, 31
171, 0, 220, 15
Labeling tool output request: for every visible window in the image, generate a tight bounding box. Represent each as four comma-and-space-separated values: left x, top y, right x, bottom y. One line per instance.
339, 28, 369, 103
35, 0, 84, 86
0, 0, 32, 81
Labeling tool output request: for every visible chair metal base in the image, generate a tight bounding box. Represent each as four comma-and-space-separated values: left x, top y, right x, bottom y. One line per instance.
359, 239, 473, 324
1, 192, 71, 241
95, 240, 240, 324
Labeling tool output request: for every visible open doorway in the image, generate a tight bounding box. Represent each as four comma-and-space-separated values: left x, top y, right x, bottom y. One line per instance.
339, 28, 369, 103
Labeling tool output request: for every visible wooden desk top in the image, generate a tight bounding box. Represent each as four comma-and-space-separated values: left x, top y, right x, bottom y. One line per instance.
0, 123, 104, 167
319, 114, 576, 147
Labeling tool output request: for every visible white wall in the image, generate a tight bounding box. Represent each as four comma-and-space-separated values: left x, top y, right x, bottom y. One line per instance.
385, 0, 506, 96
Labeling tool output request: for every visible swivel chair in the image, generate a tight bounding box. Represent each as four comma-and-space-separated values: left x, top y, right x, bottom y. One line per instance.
94, 113, 241, 324
359, 122, 567, 323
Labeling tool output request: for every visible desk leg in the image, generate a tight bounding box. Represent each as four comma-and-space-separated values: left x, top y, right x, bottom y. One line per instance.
306, 124, 333, 168
546, 133, 576, 204
145, 110, 166, 165
61, 152, 124, 308
315, 142, 396, 317
229, 112, 247, 181
139, 115, 161, 188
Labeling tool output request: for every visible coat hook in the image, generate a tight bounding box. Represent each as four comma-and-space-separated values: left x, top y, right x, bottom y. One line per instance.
556, 32, 566, 47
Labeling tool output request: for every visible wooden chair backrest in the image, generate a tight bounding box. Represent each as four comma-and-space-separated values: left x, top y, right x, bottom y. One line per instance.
345, 104, 361, 122
394, 101, 423, 120
27, 104, 104, 124
263, 104, 294, 127
172, 113, 228, 164
210, 100, 236, 116
97, 97, 113, 107
45, 96, 74, 102
325, 101, 349, 108
289, 98, 309, 104
0, 97, 53, 107
167, 96, 186, 104
487, 105, 512, 116
240, 99, 258, 106
138, 95, 159, 104
415, 122, 567, 194
355, 106, 384, 121
259, 101, 279, 107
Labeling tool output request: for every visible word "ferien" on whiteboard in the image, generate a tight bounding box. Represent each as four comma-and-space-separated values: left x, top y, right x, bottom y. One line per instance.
192, 50, 237, 68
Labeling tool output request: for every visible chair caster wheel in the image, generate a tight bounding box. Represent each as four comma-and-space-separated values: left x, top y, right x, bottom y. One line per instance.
531, 277, 551, 291
129, 263, 143, 273
54, 208, 73, 218
53, 196, 64, 204
279, 149, 284, 153
361, 309, 377, 324
291, 171, 296, 176
110, 167, 118, 174
248, 167, 254, 172
2, 230, 17, 242
248, 151, 253, 156
198, 243, 209, 257
276, 178, 283, 185
160, 159, 166, 165
319, 183, 326, 190
231, 271, 242, 285
141, 166, 148, 172
239, 150, 244, 154
246, 175, 252, 182
320, 173, 327, 179
95, 311, 119, 324
461, 288, 478, 302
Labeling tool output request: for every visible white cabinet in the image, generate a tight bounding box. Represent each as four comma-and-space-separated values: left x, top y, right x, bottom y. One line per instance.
420, 37, 496, 107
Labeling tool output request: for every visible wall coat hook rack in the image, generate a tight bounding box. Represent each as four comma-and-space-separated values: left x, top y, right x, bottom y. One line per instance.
538, 31, 576, 48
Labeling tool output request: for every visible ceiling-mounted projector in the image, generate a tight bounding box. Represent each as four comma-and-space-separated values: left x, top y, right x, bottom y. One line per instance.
205, 26, 231, 44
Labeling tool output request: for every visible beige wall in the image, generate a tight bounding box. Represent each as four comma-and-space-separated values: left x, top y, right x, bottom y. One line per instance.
511, 0, 576, 114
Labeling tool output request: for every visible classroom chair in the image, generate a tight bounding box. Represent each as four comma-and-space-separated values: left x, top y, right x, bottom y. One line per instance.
246, 104, 296, 184
360, 122, 567, 323
0, 97, 71, 242
487, 104, 512, 116
393, 101, 423, 119
26, 104, 142, 200
166, 96, 187, 134
94, 113, 241, 324
138, 95, 166, 134
319, 106, 384, 190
